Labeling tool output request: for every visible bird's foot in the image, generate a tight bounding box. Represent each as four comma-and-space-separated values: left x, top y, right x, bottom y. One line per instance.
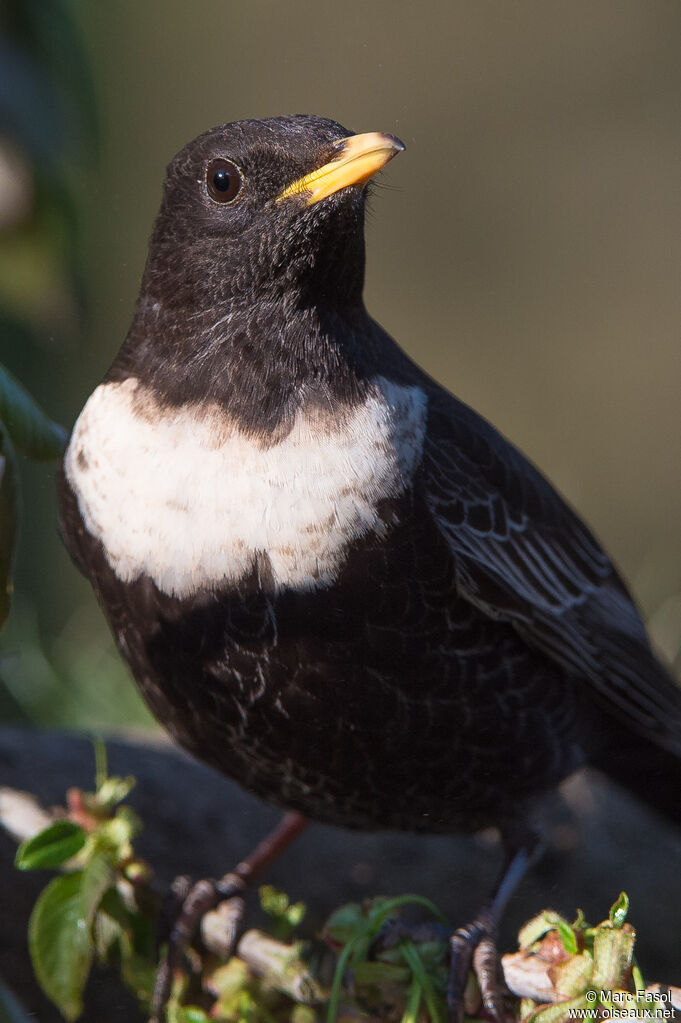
148, 812, 307, 1022
371, 910, 507, 1023
149, 872, 246, 1022
448, 907, 507, 1023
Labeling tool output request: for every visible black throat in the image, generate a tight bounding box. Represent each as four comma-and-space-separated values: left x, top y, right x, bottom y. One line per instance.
106, 287, 386, 438
103, 174, 393, 438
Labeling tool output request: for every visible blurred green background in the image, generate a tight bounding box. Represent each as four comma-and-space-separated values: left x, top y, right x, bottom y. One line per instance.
1, 0, 680, 731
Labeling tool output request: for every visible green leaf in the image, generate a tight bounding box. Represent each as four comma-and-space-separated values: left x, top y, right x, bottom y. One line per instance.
80, 847, 116, 922
259, 883, 289, 917
631, 956, 646, 992
95, 774, 136, 810
93, 905, 124, 964
291, 1008, 318, 1023
591, 925, 635, 990
326, 896, 447, 1023
27, 850, 115, 1020
28, 871, 93, 1020
92, 888, 156, 1001
609, 892, 629, 929
323, 901, 365, 945
259, 884, 307, 940
401, 977, 422, 1023
167, 1005, 211, 1023
551, 953, 593, 998
0, 428, 18, 629
353, 960, 411, 986
15, 819, 87, 871
573, 908, 587, 931
93, 886, 131, 962
208, 957, 251, 1006
0, 362, 66, 459
93, 738, 108, 792
399, 941, 445, 1023
517, 909, 567, 949
556, 919, 579, 956
97, 806, 141, 861
526, 994, 590, 1023
178, 1009, 211, 1023
121, 954, 156, 1004
520, 997, 539, 1019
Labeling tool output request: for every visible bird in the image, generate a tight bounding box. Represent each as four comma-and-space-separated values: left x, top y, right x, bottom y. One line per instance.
58, 114, 681, 1020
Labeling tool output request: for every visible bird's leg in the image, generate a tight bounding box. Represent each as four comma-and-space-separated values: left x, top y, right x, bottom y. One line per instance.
149, 811, 308, 1021
447, 831, 543, 1023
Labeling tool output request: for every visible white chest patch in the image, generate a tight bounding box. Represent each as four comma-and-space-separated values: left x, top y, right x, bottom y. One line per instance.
65, 376, 427, 597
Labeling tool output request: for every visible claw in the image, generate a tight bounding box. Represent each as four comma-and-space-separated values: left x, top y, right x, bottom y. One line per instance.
447, 913, 488, 1022
150, 876, 228, 1020
201, 884, 246, 958
474, 935, 506, 1020
447, 913, 507, 1022
446, 835, 541, 1023
149, 812, 307, 1021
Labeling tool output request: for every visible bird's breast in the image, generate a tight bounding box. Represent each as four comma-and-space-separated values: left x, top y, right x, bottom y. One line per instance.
64, 375, 427, 598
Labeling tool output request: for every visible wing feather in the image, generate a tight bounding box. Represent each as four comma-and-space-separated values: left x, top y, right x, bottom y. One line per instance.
422, 392, 681, 753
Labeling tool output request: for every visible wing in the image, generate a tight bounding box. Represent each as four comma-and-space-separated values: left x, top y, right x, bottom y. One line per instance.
422, 389, 681, 754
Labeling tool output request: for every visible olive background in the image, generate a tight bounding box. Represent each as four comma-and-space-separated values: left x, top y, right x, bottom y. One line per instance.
1, 0, 681, 1010
2, 5, 680, 749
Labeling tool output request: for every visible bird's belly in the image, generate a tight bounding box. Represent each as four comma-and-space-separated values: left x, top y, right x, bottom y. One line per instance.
63, 375, 427, 598
116, 545, 582, 834
61, 428, 582, 832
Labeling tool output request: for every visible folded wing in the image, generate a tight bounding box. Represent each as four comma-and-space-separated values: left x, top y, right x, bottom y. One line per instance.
422, 391, 681, 754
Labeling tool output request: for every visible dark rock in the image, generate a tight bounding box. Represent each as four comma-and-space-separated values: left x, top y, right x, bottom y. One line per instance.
1, 726, 680, 1021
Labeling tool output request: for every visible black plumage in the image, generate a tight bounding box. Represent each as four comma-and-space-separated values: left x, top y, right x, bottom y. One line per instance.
58, 114, 681, 1014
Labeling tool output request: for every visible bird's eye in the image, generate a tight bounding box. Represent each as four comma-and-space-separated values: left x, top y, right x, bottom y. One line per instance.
206, 159, 243, 203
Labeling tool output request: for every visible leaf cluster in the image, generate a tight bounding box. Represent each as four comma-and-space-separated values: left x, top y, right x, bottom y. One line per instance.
0, 362, 67, 629
0, 0, 98, 327
513, 894, 647, 1023
323, 896, 450, 1023
13, 751, 663, 1023
15, 747, 153, 1021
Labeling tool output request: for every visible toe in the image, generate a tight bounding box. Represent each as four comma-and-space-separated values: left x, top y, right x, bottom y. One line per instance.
473, 936, 506, 1022
447, 914, 507, 1023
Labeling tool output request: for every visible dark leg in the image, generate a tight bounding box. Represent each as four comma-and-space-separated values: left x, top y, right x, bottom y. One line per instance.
150, 812, 308, 1021
447, 832, 544, 1023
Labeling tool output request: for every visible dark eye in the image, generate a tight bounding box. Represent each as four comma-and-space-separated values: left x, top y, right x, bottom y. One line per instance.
206, 159, 242, 203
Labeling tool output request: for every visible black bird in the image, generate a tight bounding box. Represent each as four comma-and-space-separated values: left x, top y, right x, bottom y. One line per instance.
58, 114, 681, 1018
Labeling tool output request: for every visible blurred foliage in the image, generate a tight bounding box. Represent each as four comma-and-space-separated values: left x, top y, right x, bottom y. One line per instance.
13, 752, 668, 1022
0, 366, 65, 630
16, 748, 152, 1021
0, 420, 17, 628
0, 6, 108, 1012
0, 600, 155, 728
0, 0, 129, 731
0, 0, 97, 326
0, 362, 66, 460
1, 0, 680, 736
0, 361, 66, 636
0, 979, 36, 1023
0, 3, 678, 1018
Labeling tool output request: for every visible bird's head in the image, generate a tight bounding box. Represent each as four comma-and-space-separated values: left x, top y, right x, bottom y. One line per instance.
117, 116, 404, 423
142, 114, 404, 314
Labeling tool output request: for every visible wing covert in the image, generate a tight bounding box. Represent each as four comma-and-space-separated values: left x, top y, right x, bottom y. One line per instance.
422, 392, 681, 753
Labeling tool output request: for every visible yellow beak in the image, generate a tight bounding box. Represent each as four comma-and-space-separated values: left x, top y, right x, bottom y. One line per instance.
276, 131, 405, 206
